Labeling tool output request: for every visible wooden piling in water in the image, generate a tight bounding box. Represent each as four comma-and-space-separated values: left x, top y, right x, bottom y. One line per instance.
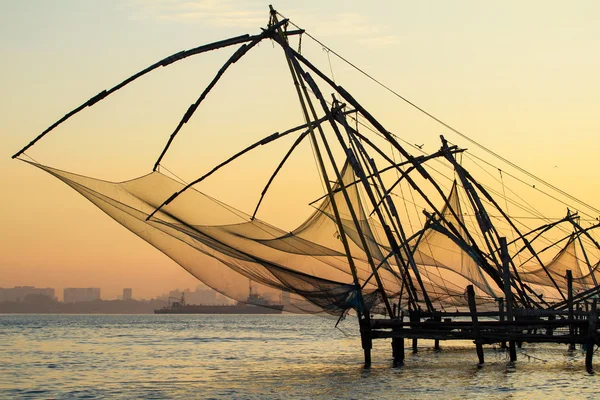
369, 263, 595, 370
392, 335, 405, 367
360, 318, 372, 368
546, 315, 555, 336
467, 285, 484, 366
585, 301, 597, 371
370, 307, 595, 369
498, 297, 507, 349
410, 310, 419, 353
567, 270, 575, 351
500, 238, 517, 362
391, 314, 405, 367
434, 316, 441, 351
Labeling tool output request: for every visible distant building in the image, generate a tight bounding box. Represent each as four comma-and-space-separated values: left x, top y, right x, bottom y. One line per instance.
168, 286, 234, 305
186, 287, 217, 305
63, 287, 101, 303
122, 288, 132, 301
0, 286, 56, 302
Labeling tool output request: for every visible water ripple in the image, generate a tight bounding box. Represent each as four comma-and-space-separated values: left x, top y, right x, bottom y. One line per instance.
0, 314, 597, 398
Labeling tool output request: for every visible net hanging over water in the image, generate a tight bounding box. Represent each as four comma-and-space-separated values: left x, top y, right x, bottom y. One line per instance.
31, 161, 400, 315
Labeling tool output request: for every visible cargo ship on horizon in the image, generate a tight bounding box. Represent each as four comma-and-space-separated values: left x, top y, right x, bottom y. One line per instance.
154, 286, 284, 315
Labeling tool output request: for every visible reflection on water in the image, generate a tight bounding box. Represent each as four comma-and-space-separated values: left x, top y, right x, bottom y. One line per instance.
0, 314, 596, 399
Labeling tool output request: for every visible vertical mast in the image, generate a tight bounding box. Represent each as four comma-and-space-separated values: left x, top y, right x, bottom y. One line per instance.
268, 8, 371, 319
270, 11, 395, 318
334, 106, 433, 312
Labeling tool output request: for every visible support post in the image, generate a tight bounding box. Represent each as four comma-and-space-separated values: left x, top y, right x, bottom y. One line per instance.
434, 316, 441, 351
273, 30, 395, 319
360, 319, 372, 369
498, 297, 507, 349
410, 310, 419, 353
547, 315, 555, 336
509, 341, 517, 363
267, 8, 375, 370
567, 270, 575, 351
467, 285, 484, 367
500, 238, 516, 362
500, 238, 513, 321
585, 301, 596, 371
392, 317, 405, 367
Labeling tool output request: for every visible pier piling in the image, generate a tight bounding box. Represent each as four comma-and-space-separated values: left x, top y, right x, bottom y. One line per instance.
360, 319, 372, 368
467, 285, 484, 366
567, 270, 575, 351
585, 301, 597, 371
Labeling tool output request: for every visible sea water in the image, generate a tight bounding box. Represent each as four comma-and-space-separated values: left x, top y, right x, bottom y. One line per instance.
0, 314, 597, 399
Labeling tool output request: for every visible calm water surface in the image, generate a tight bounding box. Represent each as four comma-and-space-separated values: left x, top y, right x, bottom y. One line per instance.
0, 314, 597, 399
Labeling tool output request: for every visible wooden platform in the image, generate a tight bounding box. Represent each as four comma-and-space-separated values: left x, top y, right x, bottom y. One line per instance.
361, 286, 599, 371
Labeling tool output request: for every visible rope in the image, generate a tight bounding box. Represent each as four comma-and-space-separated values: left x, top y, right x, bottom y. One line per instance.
323, 47, 335, 83
278, 11, 600, 218
159, 164, 188, 185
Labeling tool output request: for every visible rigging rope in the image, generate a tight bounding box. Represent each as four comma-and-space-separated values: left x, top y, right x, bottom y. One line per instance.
278, 11, 600, 218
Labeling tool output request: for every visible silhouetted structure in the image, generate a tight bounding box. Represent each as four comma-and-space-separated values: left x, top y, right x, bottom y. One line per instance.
0, 286, 55, 302
11, 6, 599, 371
64, 287, 101, 303
122, 288, 132, 301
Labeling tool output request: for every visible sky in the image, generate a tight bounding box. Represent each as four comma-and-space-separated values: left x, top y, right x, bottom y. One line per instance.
1, 0, 599, 300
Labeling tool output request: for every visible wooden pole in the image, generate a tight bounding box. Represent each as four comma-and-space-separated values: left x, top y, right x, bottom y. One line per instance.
585, 300, 597, 371
547, 314, 555, 336
267, 8, 372, 369
434, 316, 441, 351
343, 125, 425, 311
467, 285, 484, 366
567, 270, 575, 351
392, 314, 405, 367
12, 32, 271, 160
498, 297, 507, 349
295, 48, 509, 297
360, 319, 372, 368
410, 310, 419, 353
500, 237, 516, 362
277, 42, 395, 320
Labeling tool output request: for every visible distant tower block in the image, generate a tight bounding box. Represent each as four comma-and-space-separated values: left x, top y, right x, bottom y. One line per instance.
63, 287, 101, 303
123, 288, 132, 301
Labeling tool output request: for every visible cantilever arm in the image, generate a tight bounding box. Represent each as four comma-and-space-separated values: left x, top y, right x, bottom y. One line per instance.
12, 18, 293, 160
146, 116, 330, 221
251, 129, 310, 220
12, 34, 255, 159
153, 37, 264, 171
366, 148, 462, 217
251, 106, 354, 220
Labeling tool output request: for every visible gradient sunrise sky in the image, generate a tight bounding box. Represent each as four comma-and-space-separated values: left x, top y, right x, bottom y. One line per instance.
1, 0, 599, 300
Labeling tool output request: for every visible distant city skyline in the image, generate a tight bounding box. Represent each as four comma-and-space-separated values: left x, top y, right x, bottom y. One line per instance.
0, 284, 224, 302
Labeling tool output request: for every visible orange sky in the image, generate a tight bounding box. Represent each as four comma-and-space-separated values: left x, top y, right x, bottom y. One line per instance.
1, 1, 599, 300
